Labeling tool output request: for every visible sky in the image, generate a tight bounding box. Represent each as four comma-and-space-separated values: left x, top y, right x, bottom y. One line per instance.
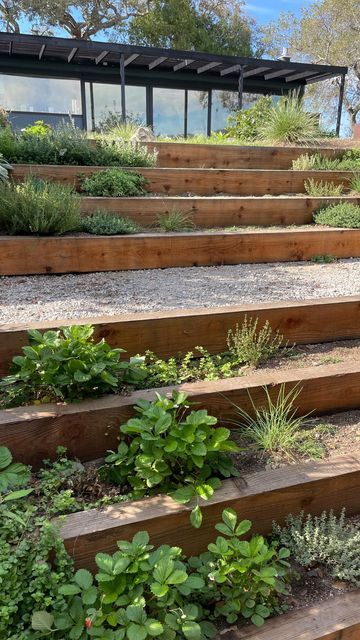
244, 0, 313, 23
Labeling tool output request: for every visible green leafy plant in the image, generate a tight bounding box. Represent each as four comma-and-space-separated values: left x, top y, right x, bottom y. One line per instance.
0, 178, 81, 235
0, 325, 147, 408
274, 509, 360, 585
311, 254, 337, 263
80, 168, 148, 197
304, 178, 343, 196
190, 508, 291, 625
227, 316, 284, 367
259, 93, 320, 145
349, 173, 360, 194
103, 391, 239, 528
0, 445, 33, 510
0, 123, 156, 167
314, 202, 360, 228
233, 384, 310, 457
81, 211, 141, 235
225, 96, 272, 141
0, 152, 11, 183
32, 531, 214, 640
156, 209, 195, 232
22, 120, 52, 137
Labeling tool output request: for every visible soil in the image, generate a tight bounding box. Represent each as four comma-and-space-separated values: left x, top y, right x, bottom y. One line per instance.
259, 337, 360, 373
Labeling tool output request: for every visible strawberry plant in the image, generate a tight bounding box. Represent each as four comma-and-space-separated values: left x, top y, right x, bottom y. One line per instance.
102, 391, 240, 527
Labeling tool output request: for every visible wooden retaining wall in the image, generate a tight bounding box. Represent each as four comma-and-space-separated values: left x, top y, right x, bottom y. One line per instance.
59, 454, 360, 569
1, 296, 359, 375
79, 195, 360, 228
2, 362, 360, 467
1, 228, 359, 275
143, 141, 344, 170
218, 590, 360, 640
10, 165, 354, 196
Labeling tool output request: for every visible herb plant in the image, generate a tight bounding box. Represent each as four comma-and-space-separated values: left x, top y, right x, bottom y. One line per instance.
80, 168, 148, 197
189, 508, 291, 626
227, 316, 284, 367
304, 178, 343, 197
103, 391, 239, 527
0, 178, 82, 235
81, 211, 141, 235
0, 325, 147, 408
314, 202, 360, 228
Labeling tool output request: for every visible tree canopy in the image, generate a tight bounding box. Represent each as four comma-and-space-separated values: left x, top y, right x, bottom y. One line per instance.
261, 0, 360, 129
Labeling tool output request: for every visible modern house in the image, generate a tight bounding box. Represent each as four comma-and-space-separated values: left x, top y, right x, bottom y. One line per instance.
0, 32, 347, 136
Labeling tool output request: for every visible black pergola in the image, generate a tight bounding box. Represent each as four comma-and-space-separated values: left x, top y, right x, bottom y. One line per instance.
0, 32, 348, 134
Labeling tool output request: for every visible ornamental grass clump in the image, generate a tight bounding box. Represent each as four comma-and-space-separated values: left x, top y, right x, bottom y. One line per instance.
304, 178, 343, 197
156, 209, 195, 231
314, 202, 360, 228
274, 509, 360, 585
259, 93, 320, 145
0, 325, 147, 408
80, 168, 148, 197
81, 211, 141, 235
0, 178, 81, 235
102, 391, 240, 528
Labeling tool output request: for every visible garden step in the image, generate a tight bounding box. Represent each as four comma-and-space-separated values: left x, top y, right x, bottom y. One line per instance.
58, 454, 360, 570
79, 195, 360, 227
1, 362, 360, 467
143, 141, 345, 170
10, 165, 354, 196
0, 227, 359, 275
1, 296, 359, 374
218, 589, 360, 639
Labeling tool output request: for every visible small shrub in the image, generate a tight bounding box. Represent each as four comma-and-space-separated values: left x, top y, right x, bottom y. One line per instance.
156, 209, 195, 231
225, 96, 272, 141
227, 316, 284, 367
304, 178, 343, 197
0, 106, 10, 128
314, 202, 360, 228
0, 152, 11, 183
259, 93, 320, 145
22, 120, 52, 137
273, 509, 360, 585
292, 153, 319, 170
0, 325, 147, 408
80, 168, 148, 197
311, 254, 337, 263
0, 178, 81, 235
190, 508, 291, 625
81, 211, 141, 235
233, 384, 309, 456
102, 391, 239, 527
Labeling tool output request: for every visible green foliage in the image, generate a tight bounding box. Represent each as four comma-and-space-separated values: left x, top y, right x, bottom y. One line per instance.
81, 211, 141, 235
234, 384, 310, 456
304, 178, 343, 196
274, 509, 360, 585
293, 150, 360, 171
0, 124, 156, 167
0, 151, 11, 183
156, 209, 195, 231
22, 120, 52, 137
0, 106, 10, 129
227, 316, 284, 367
0, 325, 147, 408
314, 202, 360, 228
0, 446, 31, 495
311, 254, 337, 263
0, 178, 81, 235
349, 173, 360, 193
80, 168, 148, 197
259, 93, 320, 145
103, 391, 239, 527
189, 508, 290, 625
225, 96, 272, 141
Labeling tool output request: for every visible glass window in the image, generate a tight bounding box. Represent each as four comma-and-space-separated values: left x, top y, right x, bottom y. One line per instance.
0, 74, 81, 114
153, 88, 185, 137
211, 90, 238, 132
187, 90, 208, 136
87, 83, 146, 130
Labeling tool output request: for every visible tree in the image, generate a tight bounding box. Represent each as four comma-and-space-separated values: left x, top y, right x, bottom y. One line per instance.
261, 0, 360, 130
0, 1, 148, 40
128, 0, 255, 56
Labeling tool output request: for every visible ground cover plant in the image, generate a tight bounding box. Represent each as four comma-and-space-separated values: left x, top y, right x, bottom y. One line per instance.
314, 202, 360, 228
274, 509, 360, 585
0, 325, 147, 408
304, 178, 343, 197
80, 168, 148, 197
0, 178, 81, 235
103, 391, 239, 528
293, 150, 360, 171
0, 123, 156, 167
81, 211, 141, 235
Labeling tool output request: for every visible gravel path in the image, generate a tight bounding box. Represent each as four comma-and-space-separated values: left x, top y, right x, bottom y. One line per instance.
1, 259, 360, 323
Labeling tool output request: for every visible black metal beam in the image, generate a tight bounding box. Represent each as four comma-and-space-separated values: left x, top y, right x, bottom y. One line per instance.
207, 89, 212, 136
120, 53, 126, 123
80, 79, 87, 130
89, 82, 95, 131
124, 54, 140, 67
67, 48, 78, 63
149, 56, 167, 70
95, 50, 108, 65
238, 65, 244, 110
336, 73, 346, 136
197, 62, 221, 74
38, 44, 46, 60
184, 89, 188, 138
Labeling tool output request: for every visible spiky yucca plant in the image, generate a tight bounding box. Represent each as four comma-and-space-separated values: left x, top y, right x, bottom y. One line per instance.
259, 93, 320, 145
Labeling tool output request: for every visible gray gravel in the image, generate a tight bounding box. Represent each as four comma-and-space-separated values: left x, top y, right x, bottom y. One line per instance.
1, 259, 360, 323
